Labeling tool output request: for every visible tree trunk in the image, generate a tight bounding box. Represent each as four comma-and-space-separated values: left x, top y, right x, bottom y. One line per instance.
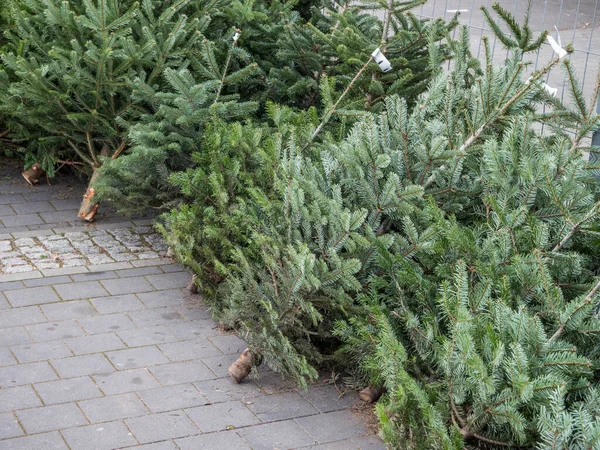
22, 163, 45, 185
78, 168, 101, 222
228, 348, 255, 383
359, 385, 387, 403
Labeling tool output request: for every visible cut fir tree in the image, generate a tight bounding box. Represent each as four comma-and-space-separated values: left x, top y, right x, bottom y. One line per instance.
155, 16, 600, 450
93, 0, 457, 219
0, 0, 221, 220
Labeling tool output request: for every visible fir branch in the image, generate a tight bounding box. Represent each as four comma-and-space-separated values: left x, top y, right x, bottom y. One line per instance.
458, 56, 561, 154
548, 278, 600, 343
551, 201, 600, 253
215, 29, 241, 104
303, 56, 373, 151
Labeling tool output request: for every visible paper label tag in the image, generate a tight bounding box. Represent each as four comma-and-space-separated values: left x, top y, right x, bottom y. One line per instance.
371, 48, 392, 73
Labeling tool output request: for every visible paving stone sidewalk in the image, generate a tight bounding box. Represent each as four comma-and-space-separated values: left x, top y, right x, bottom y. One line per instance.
0, 164, 385, 450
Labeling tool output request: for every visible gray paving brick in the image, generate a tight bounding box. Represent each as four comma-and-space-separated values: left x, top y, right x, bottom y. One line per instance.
78, 313, 136, 334
0, 271, 43, 283
92, 368, 160, 395
238, 420, 317, 450
0, 412, 24, 439
176, 430, 251, 450
117, 266, 164, 278
176, 305, 212, 321
0, 281, 25, 292
11, 201, 56, 214
166, 321, 218, 341
246, 392, 318, 422
305, 439, 361, 449
40, 210, 78, 224
78, 392, 149, 423
54, 281, 109, 301
106, 346, 169, 370
295, 410, 367, 443
0, 347, 17, 367
117, 325, 179, 347
51, 354, 114, 378
158, 339, 222, 362
129, 307, 184, 328
61, 420, 138, 450
130, 441, 178, 450
65, 332, 126, 355
146, 272, 190, 290
193, 379, 264, 404
0, 385, 43, 412
299, 385, 358, 413
0, 205, 15, 216
0, 194, 25, 205
87, 262, 133, 272
0, 327, 33, 347
200, 354, 239, 378
352, 435, 387, 450
23, 191, 57, 202
16, 403, 88, 434
0, 306, 47, 328
5, 286, 60, 307
137, 289, 187, 308
71, 271, 118, 282
137, 383, 209, 413
208, 334, 247, 355
0, 361, 58, 387
50, 198, 81, 211
101, 277, 155, 295
12, 229, 55, 238
161, 264, 186, 273
0, 431, 69, 450
149, 360, 216, 386
125, 411, 199, 444
185, 401, 260, 433
34, 376, 103, 404
41, 300, 99, 320
26, 320, 85, 342
90, 294, 145, 314
131, 258, 170, 268
11, 341, 72, 363
0, 293, 10, 310
41, 266, 88, 277
251, 370, 297, 394
24, 275, 72, 287
2, 213, 44, 228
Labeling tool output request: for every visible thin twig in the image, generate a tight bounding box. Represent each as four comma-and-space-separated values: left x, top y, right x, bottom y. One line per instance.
215, 29, 241, 104
303, 56, 373, 151
548, 278, 600, 343
550, 201, 600, 253
111, 140, 127, 160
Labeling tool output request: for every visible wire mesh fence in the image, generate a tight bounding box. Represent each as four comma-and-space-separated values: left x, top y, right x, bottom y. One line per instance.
412, 0, 600, 106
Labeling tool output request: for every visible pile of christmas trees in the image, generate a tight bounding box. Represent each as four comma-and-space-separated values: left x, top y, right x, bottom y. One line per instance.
2, 0, 600, 448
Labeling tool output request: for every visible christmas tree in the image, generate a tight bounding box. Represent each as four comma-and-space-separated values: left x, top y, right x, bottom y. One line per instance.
154, 15, 600, 449
0, 0, 221, 217
95, 0, 454, 216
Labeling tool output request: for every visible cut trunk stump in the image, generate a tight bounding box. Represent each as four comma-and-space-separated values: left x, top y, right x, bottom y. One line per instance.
359, 385, 387, 403
228, 348, 254, 383
22, 163, 44, 185
187, 274, 198, 294
78, 169, 100, 222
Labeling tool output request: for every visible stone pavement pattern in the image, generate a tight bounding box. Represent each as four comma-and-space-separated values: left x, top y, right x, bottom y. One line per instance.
0, 164, 385, 450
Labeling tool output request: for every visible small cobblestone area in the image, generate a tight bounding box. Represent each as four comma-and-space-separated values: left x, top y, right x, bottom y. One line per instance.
0, 228, 167, 274
0, 162, 385, 450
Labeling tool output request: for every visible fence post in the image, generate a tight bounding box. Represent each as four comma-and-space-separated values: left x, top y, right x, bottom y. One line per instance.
593, 96, 600, 179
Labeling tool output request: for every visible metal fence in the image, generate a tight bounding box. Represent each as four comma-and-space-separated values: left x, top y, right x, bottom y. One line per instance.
412, 0, 600, 106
